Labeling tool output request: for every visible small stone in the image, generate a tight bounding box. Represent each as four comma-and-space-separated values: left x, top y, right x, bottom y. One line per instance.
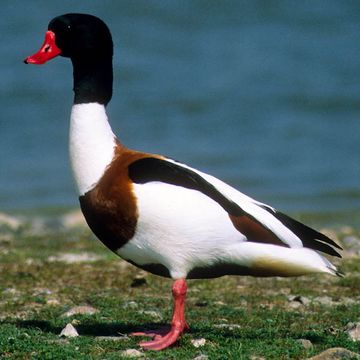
214, 301, 225, 306
61, 210, 86, 228
214, 323, 241, 331
191, 338, 206, 348
287, 295, 311, 306
346, 322, 360, 341
341, 298, 356, 305
3, 288, 19, 296
306, 347, 360, 359
296, 338, 313, 349
193, 355, 209, 360
0, 213, 23, 230
46, 299, 60, 306
314, 296, 334, 306
121, 349, 144, 358
48, 253, 101, 264
340, 226, 353, 235
342, 236, 360, 255
24, 258, 36, 265
32, 288, 53, 296
218, 318, 229, 323
62, 305, 99, 317
59, 323, 79, 338
123, 301, 138, 309
289, 301, 302, 309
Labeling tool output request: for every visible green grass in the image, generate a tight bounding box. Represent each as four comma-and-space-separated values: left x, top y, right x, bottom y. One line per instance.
0, 224, 359, 359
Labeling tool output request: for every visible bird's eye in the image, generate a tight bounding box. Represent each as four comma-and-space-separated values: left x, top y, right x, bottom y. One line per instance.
44, 45, 50, 53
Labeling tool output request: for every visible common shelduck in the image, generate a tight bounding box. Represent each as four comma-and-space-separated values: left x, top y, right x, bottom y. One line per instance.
24, 13, 342, 351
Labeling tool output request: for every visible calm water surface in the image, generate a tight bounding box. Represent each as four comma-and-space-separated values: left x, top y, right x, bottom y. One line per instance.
1, 1, 359, 225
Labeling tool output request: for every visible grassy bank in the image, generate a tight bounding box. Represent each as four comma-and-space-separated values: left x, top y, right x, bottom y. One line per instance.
0, 213, 359, 359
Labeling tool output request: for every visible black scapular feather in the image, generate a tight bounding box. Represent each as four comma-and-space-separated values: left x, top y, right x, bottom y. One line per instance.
129, 157, 246, 216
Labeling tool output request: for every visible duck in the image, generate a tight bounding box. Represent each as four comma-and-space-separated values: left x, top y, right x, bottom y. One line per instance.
24, 13, 342, 351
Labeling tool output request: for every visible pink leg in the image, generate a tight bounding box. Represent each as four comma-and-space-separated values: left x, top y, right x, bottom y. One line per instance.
131, 278, 189, 350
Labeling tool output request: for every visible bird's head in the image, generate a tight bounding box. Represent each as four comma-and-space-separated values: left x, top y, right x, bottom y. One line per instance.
24, 13, 113, 65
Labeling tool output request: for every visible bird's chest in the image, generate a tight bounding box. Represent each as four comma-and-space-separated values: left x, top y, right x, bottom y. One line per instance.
79, 174, 138, 252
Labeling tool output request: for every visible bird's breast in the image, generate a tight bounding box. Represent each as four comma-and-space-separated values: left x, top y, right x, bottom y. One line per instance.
78, 150, 145, 251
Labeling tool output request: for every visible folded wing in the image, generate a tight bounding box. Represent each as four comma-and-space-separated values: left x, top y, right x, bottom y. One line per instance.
128, 157, 341, 258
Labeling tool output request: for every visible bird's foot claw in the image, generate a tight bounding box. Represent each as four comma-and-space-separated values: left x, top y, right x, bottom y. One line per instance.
130, 323, 189, 351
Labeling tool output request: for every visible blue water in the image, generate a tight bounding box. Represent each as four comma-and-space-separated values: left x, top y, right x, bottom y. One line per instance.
1, 1, 360, 223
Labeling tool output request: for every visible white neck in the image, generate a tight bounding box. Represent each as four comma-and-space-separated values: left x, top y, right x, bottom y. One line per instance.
69, 103, 116, 195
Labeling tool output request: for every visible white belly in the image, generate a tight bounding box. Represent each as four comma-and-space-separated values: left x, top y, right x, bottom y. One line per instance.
117, 182, 246, 278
